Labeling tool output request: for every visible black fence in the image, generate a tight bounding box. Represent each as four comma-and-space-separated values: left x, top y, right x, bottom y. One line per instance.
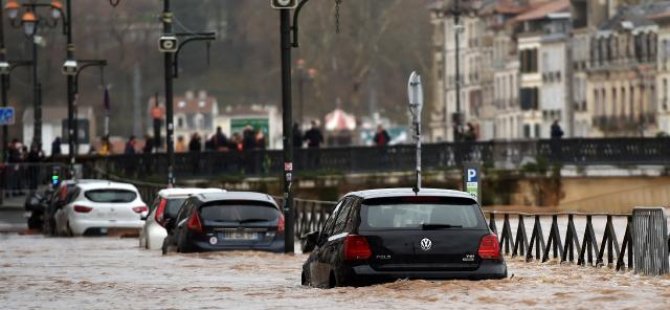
292, 199, 670, 274
73, 138, 670, 180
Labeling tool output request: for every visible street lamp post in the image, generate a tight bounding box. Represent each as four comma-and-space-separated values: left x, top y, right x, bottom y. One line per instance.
159, 0, 215, 187
5, 0, 67, 152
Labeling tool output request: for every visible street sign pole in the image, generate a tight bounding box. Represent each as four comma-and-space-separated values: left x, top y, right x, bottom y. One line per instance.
408, 72, 423, 193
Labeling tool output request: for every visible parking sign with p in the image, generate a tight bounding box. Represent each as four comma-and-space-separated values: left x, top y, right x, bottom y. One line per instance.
0, 107, 15, 126
463, 165, 481, 202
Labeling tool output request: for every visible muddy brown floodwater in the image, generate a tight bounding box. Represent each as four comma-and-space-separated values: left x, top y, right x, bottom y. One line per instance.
0, 234, 669, 309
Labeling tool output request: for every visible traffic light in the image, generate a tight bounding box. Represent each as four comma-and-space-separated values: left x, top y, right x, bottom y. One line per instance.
271, 0, 297, 9
51, 167, 61, 187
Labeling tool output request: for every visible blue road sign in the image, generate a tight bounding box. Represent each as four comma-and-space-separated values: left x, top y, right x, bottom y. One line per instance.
0, 107, 15, 125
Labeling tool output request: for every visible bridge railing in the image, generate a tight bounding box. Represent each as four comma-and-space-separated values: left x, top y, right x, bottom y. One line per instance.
71, 138, 670, 180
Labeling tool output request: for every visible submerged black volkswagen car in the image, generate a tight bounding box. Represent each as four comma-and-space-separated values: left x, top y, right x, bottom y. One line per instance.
164, 191, 284, 253
301, 188, 506, 288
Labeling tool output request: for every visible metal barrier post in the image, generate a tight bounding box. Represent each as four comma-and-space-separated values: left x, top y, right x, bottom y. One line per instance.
632, 207, 669, 276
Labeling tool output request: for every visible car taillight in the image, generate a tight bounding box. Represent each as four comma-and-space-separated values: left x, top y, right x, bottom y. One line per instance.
73, 205, 92, 213
478, 234, 501, 260
155, 199, 168, 225
132, 206, 148, 214
187, 212, 203, 233
277, 214, 285, 233
344, 234, 372, 261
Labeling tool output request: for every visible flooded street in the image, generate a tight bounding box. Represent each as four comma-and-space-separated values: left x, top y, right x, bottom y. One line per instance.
0, 234, 668, 309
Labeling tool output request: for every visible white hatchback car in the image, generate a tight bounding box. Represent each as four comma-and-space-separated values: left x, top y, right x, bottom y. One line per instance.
54, 181, 148, 236
140, 188, 225, 250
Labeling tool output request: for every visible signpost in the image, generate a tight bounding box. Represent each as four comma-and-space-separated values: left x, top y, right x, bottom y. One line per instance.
464, 163, 481, 203
407, 71, 423, 193
0, 107, 14, 125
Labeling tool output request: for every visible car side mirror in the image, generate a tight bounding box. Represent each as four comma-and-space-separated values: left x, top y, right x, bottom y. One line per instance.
301, 231, 320, 253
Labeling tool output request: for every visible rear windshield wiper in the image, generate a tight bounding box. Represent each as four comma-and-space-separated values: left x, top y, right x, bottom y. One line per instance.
422, 223, 463, 230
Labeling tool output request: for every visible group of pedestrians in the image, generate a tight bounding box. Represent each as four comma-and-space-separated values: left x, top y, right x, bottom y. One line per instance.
4, 139, 46, 196
183, 126, 267, 153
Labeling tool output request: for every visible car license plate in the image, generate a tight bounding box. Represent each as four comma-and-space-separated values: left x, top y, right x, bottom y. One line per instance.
222, 231, 259, 240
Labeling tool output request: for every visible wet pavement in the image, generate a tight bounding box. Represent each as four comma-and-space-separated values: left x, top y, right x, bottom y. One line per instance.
0, 234, 668, 309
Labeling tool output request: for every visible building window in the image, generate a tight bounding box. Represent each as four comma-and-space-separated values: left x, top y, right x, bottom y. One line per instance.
534, 124, 541, 138
523, 124, 531, 138
520, 87, 539, 110
612, 88, 618, 117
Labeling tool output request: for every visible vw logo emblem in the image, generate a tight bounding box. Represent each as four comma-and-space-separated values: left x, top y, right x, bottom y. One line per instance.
420, 238, 432, 251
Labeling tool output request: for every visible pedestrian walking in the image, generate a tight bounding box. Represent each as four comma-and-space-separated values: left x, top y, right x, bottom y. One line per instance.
551, 120, 564, 139
26, 143, 44, 190
373, 125, 391, 147
188, 133, 202, 152
304, 120, 324, 148
176, 136, 187, 153
124, 136, 137, 155
99, 136, 113, 156
242, 125, 256, 151
550, 120, 564, 162
51, 137, 62, 157
213, 126, 228, 151
143, 135, 154, 154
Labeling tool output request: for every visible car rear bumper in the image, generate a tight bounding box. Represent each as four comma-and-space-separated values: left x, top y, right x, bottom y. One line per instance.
145, 224, 167, 250
351, 261, 507, 281
186, 239, 285, 253
70, 219, 144, 236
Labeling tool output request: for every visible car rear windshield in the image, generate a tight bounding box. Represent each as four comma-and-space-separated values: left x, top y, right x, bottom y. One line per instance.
360, 197, 486, 230
84, 189, 138, 203
165, 198, 187, 217
199, 202, 280, 223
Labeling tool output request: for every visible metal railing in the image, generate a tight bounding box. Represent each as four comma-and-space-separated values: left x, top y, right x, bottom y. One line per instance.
289, 198, 670, 274
72, 138, 670, 180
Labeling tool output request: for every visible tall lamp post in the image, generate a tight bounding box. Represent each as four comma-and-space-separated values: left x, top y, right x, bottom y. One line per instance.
273, 0, 342, 254
5, 0, 65, 150
159, 0, 215, 187
0, 0, 32, 204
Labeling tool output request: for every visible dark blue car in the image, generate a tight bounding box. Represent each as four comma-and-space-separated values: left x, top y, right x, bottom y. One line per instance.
164, 192, 285, 253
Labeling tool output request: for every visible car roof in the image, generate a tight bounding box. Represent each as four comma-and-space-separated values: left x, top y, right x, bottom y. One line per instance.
61, 179, 108, 186
157, 187, 226, 198
76, 181, 139, 192
345, 188, 476, 201
194, 191, 277, 205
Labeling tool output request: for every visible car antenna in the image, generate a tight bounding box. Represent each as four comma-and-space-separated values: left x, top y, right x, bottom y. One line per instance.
408, 71, 423, 194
